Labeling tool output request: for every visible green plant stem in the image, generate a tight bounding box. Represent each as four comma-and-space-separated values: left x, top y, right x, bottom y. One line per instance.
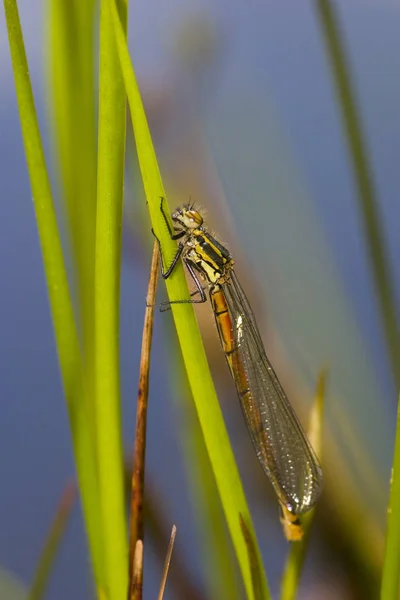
280, 370, 326, 600
315, 2, 400, 595
47, 0, 98, 434
381, 395, 400, 599
94, 0, 129, 598
240, 515, 265, 600
108, 1, 269, 597
3, 0, 103, 585
179, 393, 240, 600
47, 0, 97, 362
315, 0, 400, 390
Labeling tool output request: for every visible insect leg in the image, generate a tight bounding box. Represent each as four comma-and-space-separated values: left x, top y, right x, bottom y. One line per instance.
152, 228, 184, 279
159, 197, 185, 240
160, 258, 207, 311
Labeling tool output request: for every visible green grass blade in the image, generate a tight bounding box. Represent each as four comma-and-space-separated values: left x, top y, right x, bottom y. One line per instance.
3, 0, 103, 586
280, 370, 326, 600
314, 2, 400, 595
108, 2, 269, 597
240, 515, 267, 600
180, 393, 241, 600
29, 482, 76, 600
125, 194, 240, 599
94, 0, 129, 598
314, 0, 400, 390
46, 1, 98, 465
47, 0, 98, 361
381, 395, 400, 599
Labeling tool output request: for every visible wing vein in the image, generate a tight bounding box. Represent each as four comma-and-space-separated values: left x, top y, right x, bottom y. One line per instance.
222, 270, 323, 514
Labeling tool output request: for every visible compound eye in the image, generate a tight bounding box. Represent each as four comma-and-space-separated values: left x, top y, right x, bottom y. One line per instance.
186, 209, 203, 227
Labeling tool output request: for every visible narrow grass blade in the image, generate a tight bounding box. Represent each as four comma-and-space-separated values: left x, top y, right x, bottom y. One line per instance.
94, 0, 129, 598
108, 2, 270, 597
3, 0, 103, 585
315, 3, 400, 593
143, 483, 207, 600
128, 242, 159, 599
183, 407, 240, 600
158, 526, 177, 600
240, 515, 265, 600
29, 481, 76, 600
46, 1, 98, 449
46, 0, 98, 366
314, 0, 400, 390
381, 394, 400, 600
125, 185, 240, 599
280, 370, 327, 600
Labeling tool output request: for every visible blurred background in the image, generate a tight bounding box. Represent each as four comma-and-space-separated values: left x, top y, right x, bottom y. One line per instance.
1, 0, 400, 598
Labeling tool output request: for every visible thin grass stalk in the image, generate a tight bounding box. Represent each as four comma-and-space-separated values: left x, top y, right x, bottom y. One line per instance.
28, 482, 76, 600
315, 0, 400, 390
158, 526, 177, 600
314, 2, 400, 595
128, 242, 159, 599
381, 395, 400, 599
143, 484, 208, 600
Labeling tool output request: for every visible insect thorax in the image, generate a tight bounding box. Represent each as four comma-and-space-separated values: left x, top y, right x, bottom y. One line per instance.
185, 229, 233, 285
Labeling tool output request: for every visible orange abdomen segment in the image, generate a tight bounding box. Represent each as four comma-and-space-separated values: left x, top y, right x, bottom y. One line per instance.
210, 287, 249, 399
210, 285, 268, 471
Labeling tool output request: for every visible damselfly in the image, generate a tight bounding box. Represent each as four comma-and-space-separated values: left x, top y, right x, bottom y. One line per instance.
155, 198, 323, 540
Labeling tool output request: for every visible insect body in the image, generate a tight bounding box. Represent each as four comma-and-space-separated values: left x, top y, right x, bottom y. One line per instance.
156, 199, 323, 540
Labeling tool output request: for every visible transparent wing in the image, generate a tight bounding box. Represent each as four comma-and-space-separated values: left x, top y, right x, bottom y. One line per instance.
222, 270, 323, 514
